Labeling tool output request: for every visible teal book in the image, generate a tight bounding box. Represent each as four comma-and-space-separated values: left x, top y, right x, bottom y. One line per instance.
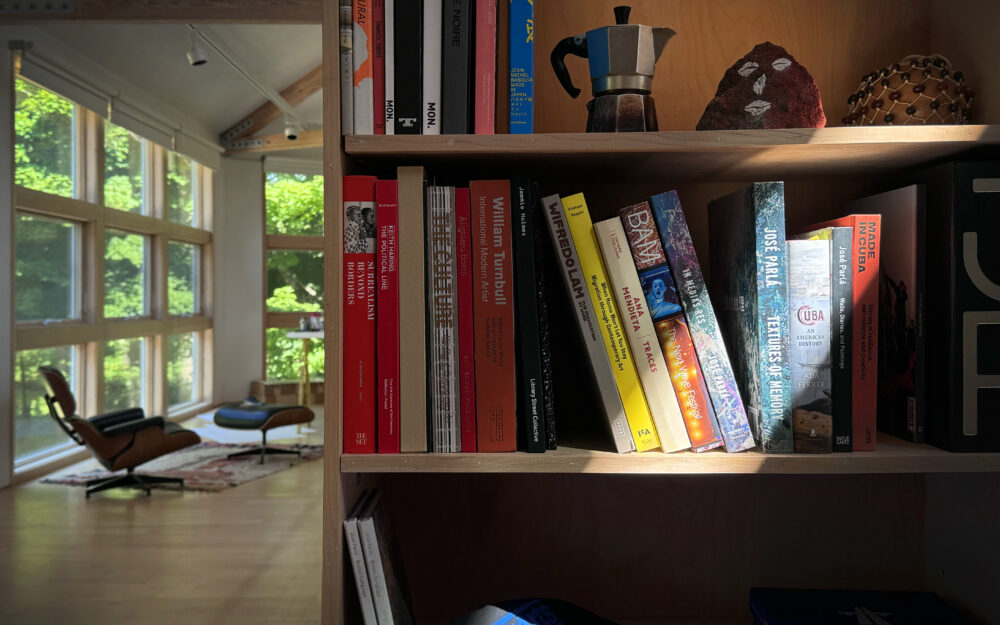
509, 0, 533, 133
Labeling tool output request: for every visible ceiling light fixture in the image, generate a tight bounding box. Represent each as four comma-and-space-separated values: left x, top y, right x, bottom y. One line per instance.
186, 32, 208, 66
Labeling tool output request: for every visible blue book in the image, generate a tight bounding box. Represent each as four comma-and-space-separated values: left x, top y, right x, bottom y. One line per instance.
708, 182, 792, 453
508, 0, 533, 134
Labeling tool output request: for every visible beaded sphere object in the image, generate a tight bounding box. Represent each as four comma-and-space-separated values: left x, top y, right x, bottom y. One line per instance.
843, 55, 973, 125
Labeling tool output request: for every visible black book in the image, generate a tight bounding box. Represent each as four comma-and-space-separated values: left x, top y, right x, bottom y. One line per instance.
394, 0, 423, 134
532, 184, 557, 450
512, 175, 546, 453
441, 0, 472, 134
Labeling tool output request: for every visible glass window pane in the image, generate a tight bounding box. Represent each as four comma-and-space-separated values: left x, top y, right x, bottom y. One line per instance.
167, 151, 197, 226
168, 241, 200, 315
168, 332, 198, 408
15, 213, 79, 322
14, 346, 76, 461
104, 120, 145, 213
104, 338, 145, 412
104, 229, 148, 318
265, 172, 324, 236
266, 250, 324, 312
14, 77, 76, 199
266, 328, 324, 382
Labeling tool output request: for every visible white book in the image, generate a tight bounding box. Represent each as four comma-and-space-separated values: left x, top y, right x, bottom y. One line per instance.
595, 218, 692, 453
344, 490, 377, 625
422, 0, 442, 134
353, 2, 374, 135
359, 491, 415, 625
358, 492, 391, 625
384, 0, 395, 135
339, 0, 354, 135
539, 195, 635, 454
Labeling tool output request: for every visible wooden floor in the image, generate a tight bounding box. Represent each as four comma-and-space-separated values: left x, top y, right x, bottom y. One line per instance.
0, 409, 324, 625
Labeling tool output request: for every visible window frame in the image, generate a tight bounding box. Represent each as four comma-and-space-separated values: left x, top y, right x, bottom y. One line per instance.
13, 210, 85, 325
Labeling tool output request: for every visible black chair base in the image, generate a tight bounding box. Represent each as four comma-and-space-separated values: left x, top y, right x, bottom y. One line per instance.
85, 469, 184, 498
227, 445, 301, 464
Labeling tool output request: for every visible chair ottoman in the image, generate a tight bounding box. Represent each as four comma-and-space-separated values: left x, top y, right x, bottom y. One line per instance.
214, 402, 315, 464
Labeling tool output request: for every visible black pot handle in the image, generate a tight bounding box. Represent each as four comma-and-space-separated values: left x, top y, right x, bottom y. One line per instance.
551, 35, 588, 99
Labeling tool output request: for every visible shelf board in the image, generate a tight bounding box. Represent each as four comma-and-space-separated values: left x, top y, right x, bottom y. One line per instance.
344, 125, 1000, 179
342, 433, 1000, 475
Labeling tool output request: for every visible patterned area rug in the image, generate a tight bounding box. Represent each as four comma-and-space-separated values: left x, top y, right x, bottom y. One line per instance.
41, 442, 323, 492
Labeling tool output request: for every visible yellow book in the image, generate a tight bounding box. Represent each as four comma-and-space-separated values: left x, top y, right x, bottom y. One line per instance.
561, 193, 660, 451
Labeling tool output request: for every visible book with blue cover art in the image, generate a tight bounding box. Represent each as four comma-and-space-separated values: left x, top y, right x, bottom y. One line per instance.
708, 182, 792, 453
508, 0, 533, 133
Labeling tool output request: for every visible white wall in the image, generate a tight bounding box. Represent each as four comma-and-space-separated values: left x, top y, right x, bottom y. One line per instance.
1, 48, 14, 488
212, 157, 264, 402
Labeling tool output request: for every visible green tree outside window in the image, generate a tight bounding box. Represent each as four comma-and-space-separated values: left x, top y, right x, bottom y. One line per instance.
14, 77, 75, 198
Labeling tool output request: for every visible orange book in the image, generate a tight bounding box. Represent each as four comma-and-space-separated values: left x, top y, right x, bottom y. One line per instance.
470, 180, 517, 452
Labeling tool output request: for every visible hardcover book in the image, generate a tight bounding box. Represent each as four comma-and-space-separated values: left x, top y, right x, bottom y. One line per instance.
532, 192, 558, 450
508, 0, 534, 133
512, 176, 546, 452
795, 226, 853, 452
474, 0, 497, 134
353, 0, 375, 134
442, 0, 472, 134
455, 188, 477, 453
619, 202, 724, 452
397, 167, 427, 452
561, 193, 659, 452
847, 187, 926, 444
650, 191, 755, 452
596, 217, 691, 453
339, 0, 354, 135
343, 175, 378, 454
426, 186, 460, 452
749, 588, 974, 625
471, 180, 517, 452
807, 214, 881, 450
422, 0, 442, 134
377, 180, 400, 453
358, 491, 416, 625
787, 239, 833, 453
494, 0, 509, 134
384, 0, 394, 134
541, 194, 635, 454
394, 0, 422, 134
344, 490, 377, 625
708, 182, 792, 454
373, 0, 386, 134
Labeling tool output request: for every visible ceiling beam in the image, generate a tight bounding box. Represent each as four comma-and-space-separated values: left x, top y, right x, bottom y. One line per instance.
224, 128, 322, 155
0, 0, 321, 23
220, 63, 323, 142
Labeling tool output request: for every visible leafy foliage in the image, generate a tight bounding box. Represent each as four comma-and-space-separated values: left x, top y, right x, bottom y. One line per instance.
167, 151, 196, 225
168, 333, 196, 406
265, 172, 323, 236
14, 78, 74, 198
104, 120, 144, 213
15, 213, 76, 322
104, 338, 144, 411
13, 346, 75, 460
168, 241, 198, 315
104, 229, 147, 318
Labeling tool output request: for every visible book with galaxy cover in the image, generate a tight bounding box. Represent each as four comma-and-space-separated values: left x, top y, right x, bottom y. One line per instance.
708, 182, 792, 454
749, 588, 974, 625
649, 191, 755, 452
455, 188, 477, 453
426, 186, 460, 452
376, 180, 400, 453
508, 0, 533, 133
393, 0, 422, 134
532, 193, 557, 450
442, 0, 472, 134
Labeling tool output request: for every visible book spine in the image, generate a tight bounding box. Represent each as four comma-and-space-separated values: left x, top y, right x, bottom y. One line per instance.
512, 176, 546, 452
852, 217, 880, 451
455, 188, 477, 452
344, 517, 378, 625
373, 0, 386, 134
787, 239, 833, 453
343, 175, 378, 454
384, 0, 394, 134
397, 167, 427, 452
595, 218, 690, 452
474, 0, 496, 134
618, 202, 724, 452
540, 195, 634, 454
830, 227, 853, 452
471, 180, 517, 452
532, 188, 557, 450
650, 191, 755, 452
422, 0, 442, 134
426, 186, 460, 452
561, 193, 659, 452
394, 0, 422, 134
376, 180, 400, 454
359, 511, 391, 625
508, 0, 533, 134
339, 0, 354, 135
442, 0, 472, 134
353, 0, 375, 135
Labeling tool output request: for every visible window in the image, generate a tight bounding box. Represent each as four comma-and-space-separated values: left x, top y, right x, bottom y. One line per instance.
14, 346, 77, 462
266, 328, 324, 382
104, 120, 146, 213
14, 77, 77, 199
167, 151, 197, 226
104, 338, 146, 412
15, 213, 80, 322
104, 229, 149, 318
266, 250, 324, 312
168, 241, 200, 315
265, 172, 324, 236
168, 333, 198, 408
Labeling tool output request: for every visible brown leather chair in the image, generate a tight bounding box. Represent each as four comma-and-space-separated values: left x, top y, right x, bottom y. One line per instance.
38, 366, 201, 498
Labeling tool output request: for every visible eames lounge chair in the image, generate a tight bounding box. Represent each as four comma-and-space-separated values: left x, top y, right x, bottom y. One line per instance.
38, 366, 201, 498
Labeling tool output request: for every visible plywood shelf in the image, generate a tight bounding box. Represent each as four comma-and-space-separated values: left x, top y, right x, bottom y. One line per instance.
342, 432, 1000, 475
343, 125, 1000, 179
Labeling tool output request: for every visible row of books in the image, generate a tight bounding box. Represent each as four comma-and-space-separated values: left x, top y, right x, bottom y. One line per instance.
340, 0, 534, 136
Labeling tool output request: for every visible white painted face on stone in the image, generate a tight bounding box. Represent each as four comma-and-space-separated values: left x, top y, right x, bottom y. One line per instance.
739, 57, 791, 117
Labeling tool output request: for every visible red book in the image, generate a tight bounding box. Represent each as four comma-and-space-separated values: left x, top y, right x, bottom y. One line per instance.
474, 0, 497, 134
373, 0, 386, 134
376, 180, 399, 453
455, 188, 477, 452
471, 180, 516, 451
808, 214, 881, 451
343, 175, 378, 454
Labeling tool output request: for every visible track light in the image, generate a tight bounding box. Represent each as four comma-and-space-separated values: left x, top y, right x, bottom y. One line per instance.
284, 119, 303, 140
186, 33, 208, 67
